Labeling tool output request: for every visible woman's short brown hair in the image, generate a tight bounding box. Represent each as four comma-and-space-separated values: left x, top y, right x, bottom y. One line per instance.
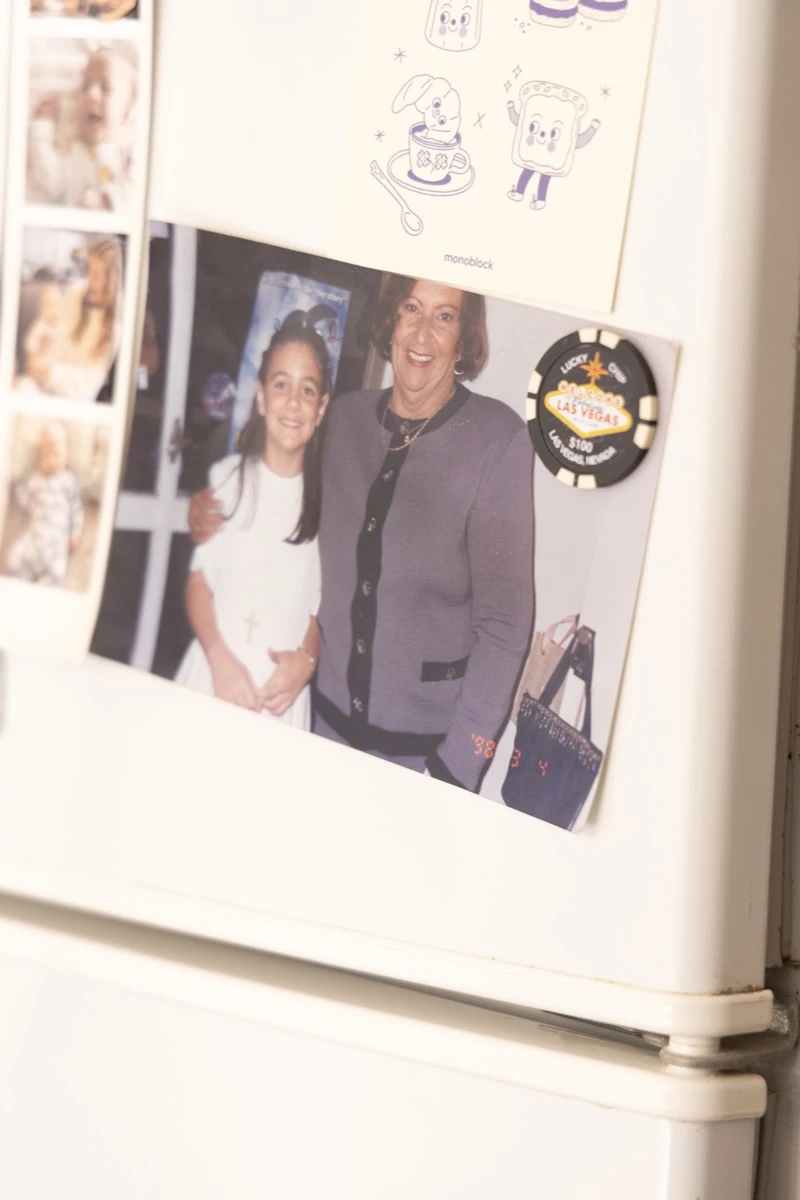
371, 274, 489, 382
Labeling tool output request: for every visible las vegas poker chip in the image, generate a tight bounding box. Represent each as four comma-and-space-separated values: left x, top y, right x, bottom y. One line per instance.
525, 329, 658, 488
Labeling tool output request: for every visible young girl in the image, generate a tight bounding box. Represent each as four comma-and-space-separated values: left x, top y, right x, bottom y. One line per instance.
23, 238, 123, 403
174, 310, 332, 730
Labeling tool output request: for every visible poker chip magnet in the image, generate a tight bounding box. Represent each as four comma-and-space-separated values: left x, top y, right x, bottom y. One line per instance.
526, 329, 658, 488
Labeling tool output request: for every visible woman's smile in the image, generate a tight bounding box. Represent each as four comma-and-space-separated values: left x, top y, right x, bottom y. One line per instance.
403, 347, 437, 381
390, 279, 464, 416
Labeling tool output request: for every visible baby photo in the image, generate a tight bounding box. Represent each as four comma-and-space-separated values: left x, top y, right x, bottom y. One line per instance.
27, 39, 139, 212
14, 228, 125, 404
31, 1, 138, 16
0, 415, 109, 593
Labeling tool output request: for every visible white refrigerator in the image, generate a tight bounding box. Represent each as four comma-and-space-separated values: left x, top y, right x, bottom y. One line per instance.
0, 0, 798, 1196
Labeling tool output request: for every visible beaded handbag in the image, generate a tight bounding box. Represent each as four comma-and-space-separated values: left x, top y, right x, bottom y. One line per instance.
502, 627, 602, 831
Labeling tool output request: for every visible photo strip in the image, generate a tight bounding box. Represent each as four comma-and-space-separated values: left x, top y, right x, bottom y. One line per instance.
27, 37, 139, 213
0, 0, 152, 658
0, 413, 110, 592
14, 227, 124, 403
31, 1, 138, 16
92, 223, 676, 832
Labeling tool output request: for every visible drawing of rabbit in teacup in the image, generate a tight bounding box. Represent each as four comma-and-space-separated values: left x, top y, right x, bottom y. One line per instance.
392, 74, 472, 187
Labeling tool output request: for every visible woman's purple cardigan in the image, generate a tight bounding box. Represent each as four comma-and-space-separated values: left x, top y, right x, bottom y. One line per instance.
314, 384, 535, 792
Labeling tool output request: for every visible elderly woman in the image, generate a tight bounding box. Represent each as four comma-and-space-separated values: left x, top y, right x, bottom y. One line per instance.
189, 274, 535, 793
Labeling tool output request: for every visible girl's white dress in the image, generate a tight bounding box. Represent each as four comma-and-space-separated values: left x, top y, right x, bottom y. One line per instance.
175, 455, 320, 730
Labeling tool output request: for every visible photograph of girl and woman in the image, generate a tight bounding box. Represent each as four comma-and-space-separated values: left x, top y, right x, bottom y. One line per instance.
14, 228, 124, 404
27, 38, 139, 212
186, 278, 534, 795
93, 224, 674, 829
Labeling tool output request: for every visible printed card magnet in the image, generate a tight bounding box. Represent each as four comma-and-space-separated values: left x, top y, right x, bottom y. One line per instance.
336, 0, 661, 311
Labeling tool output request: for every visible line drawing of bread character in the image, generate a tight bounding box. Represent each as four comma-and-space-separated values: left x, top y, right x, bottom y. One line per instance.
506, 81, 600, 210
425, 0, 483, 50
578, 0, 628, 20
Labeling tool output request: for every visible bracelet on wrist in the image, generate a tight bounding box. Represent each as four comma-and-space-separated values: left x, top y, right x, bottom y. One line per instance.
298, 645, 317, 670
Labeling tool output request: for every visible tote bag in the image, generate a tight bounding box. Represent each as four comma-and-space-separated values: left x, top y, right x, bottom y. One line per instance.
511, 615, 578, 723
502, 628, 602, 831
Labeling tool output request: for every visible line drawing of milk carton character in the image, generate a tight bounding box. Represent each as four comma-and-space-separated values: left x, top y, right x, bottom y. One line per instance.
528, 0, 579, 28
507, 81, 600, 210
426, 0, 483, 50
578, 0, 628, 20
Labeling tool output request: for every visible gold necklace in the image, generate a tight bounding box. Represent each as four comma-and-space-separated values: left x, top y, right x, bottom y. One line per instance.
380, 386, 455, 453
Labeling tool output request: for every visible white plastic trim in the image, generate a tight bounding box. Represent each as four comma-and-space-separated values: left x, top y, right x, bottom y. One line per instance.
0, 852, 773, 1040
0, 905, 767, 1124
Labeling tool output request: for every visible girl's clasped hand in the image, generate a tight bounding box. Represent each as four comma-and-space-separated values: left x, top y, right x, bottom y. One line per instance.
207, 641, 316, 717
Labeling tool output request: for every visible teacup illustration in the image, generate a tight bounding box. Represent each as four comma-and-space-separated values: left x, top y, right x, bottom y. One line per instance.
407, 123, 471, 185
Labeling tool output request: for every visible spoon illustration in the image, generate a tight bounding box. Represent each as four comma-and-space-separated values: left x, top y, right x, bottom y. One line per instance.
370, 160, 424, 236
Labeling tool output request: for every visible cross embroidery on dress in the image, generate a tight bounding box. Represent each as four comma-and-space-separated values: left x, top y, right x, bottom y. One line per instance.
244, 611, 259, 644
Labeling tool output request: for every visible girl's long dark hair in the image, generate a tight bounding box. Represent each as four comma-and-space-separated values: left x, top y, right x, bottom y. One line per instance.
231, 305, 335, 544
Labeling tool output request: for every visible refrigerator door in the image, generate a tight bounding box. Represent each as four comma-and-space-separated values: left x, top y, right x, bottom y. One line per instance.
0, 0, 798, 1037
0, 902, 766, 1200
